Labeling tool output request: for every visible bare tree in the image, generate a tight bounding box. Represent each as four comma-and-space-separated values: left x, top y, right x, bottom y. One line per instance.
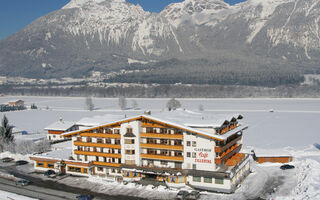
132, 100, 138, 110
85, 96, 94, 111
198, 104, 204, 111
166, 98, 181, 111
119, 96, 127, 110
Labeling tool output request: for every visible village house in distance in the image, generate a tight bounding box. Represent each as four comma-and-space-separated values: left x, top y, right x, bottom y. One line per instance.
31, 110, 249, 193
45, 118, 77, 141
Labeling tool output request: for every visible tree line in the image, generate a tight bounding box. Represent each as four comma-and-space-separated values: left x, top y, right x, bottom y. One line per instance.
1, 84, 320, 98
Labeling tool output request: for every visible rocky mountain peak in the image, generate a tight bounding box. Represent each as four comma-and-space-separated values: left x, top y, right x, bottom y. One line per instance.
161, 0, 230, 27
63, 0, 126, 9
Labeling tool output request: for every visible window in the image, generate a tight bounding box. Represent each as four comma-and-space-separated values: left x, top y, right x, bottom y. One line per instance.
37, 162, 44, 167
115, 139, 120, 144
204, 177, 212, 183
127, 128, 133, 133
192, 141, 196, 147
187, 141, 191, 146
97, 138, 103, 143
161, 161, 168, 165
97, 167, 103, 172
193, 176, 201, 182
187, 152, 191, 157
192, 152, 196, 158
192, 164, 197, 170
215, 178, 224, 185
47, 163, 54, 168
125, 139, 131, 144
83, 169, 88, 174
114, 129, 120, 134
125, 139, 135, 144
87, 137, 92, 142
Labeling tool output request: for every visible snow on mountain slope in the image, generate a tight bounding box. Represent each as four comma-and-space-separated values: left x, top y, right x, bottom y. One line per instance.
0, 0, 320, 78
62, 0, 146, 44
242, 0, 293, 43
161, 0, 231, 27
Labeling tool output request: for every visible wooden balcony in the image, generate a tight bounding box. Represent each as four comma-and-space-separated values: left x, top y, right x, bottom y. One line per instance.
215, 135, 242, 153
142, 122, 166, 128
92, 161, 121, 167
80, 133, 121, 139
74, 150, 121, 158
74, 141, 121, 149
140, 133, 183, 139
140, 143, 183, 151
226, 153, 246, 167
121, 164, 182, 173
141, 153, 183, 162
215, 144, 242, 165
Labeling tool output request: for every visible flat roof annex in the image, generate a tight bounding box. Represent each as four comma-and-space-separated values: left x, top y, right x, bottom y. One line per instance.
62, 115, 248, 141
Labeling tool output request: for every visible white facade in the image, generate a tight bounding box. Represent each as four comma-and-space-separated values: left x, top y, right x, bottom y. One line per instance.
183, 132, 216, 171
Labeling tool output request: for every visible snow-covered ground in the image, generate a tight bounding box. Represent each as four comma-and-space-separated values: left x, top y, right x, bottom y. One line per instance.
0, 190, 37, 200
0, 96, 319, 148
0, 96, 319, 199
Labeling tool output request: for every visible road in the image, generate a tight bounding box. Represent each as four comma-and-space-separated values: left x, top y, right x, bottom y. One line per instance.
0, 163, 144, 200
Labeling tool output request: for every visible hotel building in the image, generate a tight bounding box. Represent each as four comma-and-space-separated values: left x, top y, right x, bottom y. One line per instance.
31, 111, 250, 193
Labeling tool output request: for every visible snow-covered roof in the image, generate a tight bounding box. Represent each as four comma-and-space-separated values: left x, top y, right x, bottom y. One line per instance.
44, 120, 75, 131
35, 148, 73, 160
150, 109, 241, 128
76, 114, 125, 127
254, 148, 292, 157
51, 140, 73, 150
62, 110, 247, 141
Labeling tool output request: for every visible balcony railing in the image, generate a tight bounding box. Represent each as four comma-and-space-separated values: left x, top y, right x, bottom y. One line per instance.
74, 150, 121, 158
121, 164, 182, 173
80, 133, 121, 139
215, 144, 242, 165
92, 161, 121, 167
74, 141, 121, 149
141, 143, 183, 151
141, 153, 183, 162
140, 133, 183, 139
215, 135, 242, 153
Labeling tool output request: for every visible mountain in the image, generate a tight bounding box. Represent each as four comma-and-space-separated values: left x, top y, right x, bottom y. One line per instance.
0, 0, 319, 83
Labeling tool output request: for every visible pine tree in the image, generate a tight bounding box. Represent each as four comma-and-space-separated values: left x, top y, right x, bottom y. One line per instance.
0, 116, 14, 151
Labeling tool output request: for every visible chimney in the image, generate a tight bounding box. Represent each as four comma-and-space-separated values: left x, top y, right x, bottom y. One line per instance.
144, 110, 151, 115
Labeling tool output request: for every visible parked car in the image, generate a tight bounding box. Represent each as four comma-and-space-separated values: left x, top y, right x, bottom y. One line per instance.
44, 170, 56, 178
1, 157, 14, 163
186, 191, 200, 200
76, 194, 94, 200
15, 179, 31, 186
280, 164, 295, 170
16, 160, 28, 165
176, 190, 189, 200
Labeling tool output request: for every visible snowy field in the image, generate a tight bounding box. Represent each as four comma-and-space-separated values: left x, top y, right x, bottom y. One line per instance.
0, 96, 319, 199
0, 96, 319, 149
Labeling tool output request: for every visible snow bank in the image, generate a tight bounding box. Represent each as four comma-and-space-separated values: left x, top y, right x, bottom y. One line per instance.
0, 190, 37, 200
275, 159, 320, 200
0, 151, 32, 162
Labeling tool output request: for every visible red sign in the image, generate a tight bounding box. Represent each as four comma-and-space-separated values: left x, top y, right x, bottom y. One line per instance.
195, 152, 212, 163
